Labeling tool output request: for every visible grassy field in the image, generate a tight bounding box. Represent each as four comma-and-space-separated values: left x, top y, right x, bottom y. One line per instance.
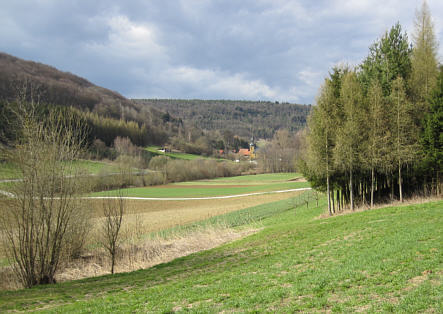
0, 160, 121, 180
175, 172, 303, 185
90, 173, 310, 198
146, 146, 225, 161
92, 190, 307, 233
0, 196, 441, 312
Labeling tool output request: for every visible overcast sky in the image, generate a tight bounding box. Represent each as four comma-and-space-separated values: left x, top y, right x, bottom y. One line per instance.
1, 0, 442, 104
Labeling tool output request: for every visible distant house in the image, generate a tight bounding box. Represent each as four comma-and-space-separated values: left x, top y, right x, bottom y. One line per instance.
238, 148, 250, 157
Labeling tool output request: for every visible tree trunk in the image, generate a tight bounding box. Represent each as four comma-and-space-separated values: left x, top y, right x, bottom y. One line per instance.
111, 251, 115, 274
371, 167, 374, 208
337, 189, 341, 212
398, 161, 403, 202
437, 171, 441, 196
327, 172, 331, 215
350, 169, 354, 211
390, 176, 394, 201
331, 189, 335, 214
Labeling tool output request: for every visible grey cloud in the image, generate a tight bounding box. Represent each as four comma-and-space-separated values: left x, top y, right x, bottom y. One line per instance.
0, 0, 442, 104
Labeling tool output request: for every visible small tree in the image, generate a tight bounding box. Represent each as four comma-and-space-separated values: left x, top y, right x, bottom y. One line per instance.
334, 71, 365, 210
410, 0, 439, 111
0, 100, 89, 287
390, 77, 419, 202
365, 80, 390, 207
100, 191, 125, 274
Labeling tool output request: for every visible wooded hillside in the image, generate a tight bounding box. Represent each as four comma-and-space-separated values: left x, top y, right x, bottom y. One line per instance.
134, 99, 311, 139
0, 53, 179, 147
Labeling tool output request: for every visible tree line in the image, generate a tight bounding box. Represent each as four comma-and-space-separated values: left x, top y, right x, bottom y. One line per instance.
301, 2, 442, 214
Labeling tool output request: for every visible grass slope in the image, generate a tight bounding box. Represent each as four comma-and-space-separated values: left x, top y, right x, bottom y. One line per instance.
0, 198, 441, 312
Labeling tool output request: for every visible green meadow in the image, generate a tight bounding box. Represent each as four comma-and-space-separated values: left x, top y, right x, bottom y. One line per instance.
0, 196, 441, 312
89, 173, 310, 198
146, 146, 226, 161
175, 173, 303, 185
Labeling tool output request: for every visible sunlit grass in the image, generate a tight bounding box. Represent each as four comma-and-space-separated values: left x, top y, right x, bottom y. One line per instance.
0, 197, 440, 312
89, 173, 310, 198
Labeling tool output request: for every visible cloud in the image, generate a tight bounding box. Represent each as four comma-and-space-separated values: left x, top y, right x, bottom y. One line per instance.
84, 15, 166, 61
0, 0, 442, 104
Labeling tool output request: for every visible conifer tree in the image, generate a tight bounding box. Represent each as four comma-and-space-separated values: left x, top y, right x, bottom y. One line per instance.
410, 0, 439, 113
360, 23, 411, 96
307, 80, 336, 214
422, 67, 443, 195
390, 77, 419, 202
334, 72, 365, 210
366, 80, 389, 207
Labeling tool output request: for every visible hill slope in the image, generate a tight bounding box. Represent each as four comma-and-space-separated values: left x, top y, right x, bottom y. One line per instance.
134, 99, 311, 139
0, 199, 441, 312
0, 52, 136, 118
0, 52, 179, 146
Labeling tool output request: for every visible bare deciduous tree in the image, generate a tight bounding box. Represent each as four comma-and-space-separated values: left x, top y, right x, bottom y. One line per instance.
100, 191, 125, 274
0, 99, 89, 287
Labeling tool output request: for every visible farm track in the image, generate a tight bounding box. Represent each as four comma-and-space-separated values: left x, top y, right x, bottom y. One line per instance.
84, 187, 312, 200
0, 187, 311, 200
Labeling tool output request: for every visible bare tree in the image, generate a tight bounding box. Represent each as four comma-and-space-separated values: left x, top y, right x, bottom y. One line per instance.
100, 190, 125, 274
0, 99, 89, 287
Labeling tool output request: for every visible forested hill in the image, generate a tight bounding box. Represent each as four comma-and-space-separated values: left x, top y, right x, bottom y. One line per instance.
134, 99, 311, 139
0, 52, 180, 146
0, 52, 137, 117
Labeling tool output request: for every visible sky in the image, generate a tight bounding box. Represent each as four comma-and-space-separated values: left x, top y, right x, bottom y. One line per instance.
1, 1, 442, 105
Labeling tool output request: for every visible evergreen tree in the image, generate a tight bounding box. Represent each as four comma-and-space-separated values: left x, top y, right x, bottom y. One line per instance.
360, 23, 412, 96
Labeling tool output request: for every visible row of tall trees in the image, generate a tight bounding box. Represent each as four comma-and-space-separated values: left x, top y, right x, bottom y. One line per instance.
303, 2, 441, 214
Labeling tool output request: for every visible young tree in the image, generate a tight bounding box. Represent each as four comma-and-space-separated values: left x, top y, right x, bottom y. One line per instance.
410, 0, 439, 112
101, 191, 125, 275
360, 23, 412, 96
0, 100, 89, 287
366, 80, 390, 207
390, 77, 419, 202
334, 72, 365, 210
306, 79, 337, 214
421, 67, 443, 195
